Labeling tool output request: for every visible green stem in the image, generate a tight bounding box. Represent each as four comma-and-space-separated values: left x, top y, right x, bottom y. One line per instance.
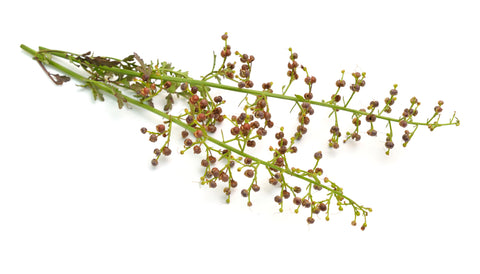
21, 44, 365, 208
32, 46, 456, 128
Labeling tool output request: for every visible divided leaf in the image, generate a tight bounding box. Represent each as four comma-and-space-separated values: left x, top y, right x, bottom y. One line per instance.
134, 52, 152, 80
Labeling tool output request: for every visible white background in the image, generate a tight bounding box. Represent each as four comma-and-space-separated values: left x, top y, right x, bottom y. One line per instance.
1, 0, 479, 273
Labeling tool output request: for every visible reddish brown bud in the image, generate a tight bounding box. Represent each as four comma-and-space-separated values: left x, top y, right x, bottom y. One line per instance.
156, 124, 166, 133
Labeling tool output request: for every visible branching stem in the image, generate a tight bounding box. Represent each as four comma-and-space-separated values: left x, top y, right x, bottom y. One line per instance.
20, 44, 363, 208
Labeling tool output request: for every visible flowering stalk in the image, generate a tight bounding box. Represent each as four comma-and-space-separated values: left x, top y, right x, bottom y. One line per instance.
32, 46, 457, 129
20, 34, 458, 229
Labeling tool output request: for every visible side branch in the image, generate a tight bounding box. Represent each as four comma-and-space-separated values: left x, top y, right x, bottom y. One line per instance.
36, 46, 457, 128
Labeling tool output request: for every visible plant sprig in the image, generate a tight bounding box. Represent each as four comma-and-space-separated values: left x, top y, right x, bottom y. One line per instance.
20, 33, 458, 229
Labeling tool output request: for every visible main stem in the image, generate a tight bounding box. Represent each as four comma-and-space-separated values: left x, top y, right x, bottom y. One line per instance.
21, 44, 361, 206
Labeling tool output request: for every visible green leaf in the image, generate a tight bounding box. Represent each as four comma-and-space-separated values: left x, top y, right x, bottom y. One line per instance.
80, 83, 104, 101
123, 54, 135, 62
115, 94, 126, 109
295, 94, 305, 101
109, 86, 127, 109
89, 83, 104, 101
161, 61, 173, 70
129, 82, 144, 93
164, 93, 174, 111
